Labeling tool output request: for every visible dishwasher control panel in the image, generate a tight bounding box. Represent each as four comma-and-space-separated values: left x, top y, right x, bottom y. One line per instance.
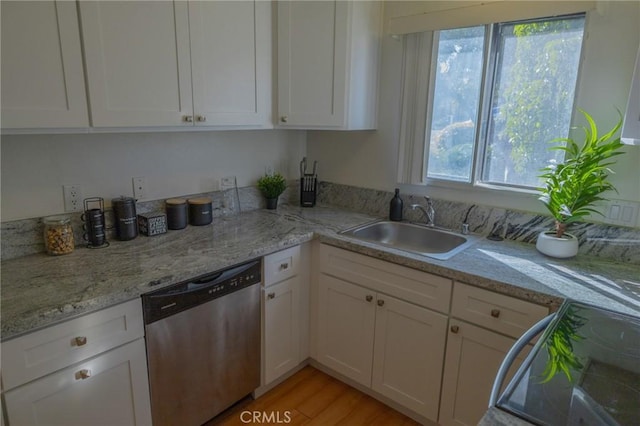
142, 259, 261, 324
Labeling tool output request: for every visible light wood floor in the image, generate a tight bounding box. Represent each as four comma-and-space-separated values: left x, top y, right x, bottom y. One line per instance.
208, 366, 421, 425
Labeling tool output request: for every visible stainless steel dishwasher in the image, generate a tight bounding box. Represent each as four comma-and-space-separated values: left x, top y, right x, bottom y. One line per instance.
142, 259, 261, 426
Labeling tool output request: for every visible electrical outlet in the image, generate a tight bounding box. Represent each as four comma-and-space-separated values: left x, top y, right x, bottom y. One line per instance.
132, 177, 146, 200
220, 176, 237, 191
63, 185, 82, 212
265, 166, 274, 175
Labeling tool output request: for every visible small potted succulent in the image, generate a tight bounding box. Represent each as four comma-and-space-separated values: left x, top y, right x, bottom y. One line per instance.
257, 172, 287, 209
536, 110, 625, 258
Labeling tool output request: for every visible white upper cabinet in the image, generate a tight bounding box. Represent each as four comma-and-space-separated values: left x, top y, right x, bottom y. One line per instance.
1, 1, 89, 129
80, 1, 192, 128
189, 1, 270, 127
80, 0, 271, 128
277, 1, 382, 129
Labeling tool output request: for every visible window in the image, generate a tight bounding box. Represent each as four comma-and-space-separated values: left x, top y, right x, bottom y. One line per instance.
423, 14, 586, 189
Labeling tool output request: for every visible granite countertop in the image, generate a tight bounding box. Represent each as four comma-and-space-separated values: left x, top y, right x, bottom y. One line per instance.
2, 204, 639, 341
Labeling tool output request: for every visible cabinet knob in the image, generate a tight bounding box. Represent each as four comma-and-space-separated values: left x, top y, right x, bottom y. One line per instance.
75, 369, 91, 380
183, 115, 193, 123
279, 263, 289, 270
450, 325, 460, 334
365, 295, 373, 302
267, 292, 275, 299
377, 299, 385, 307
196, 115, 207, 122
73, 336, 87, 347
491, 309, 501, 318
280, 115, 288, 123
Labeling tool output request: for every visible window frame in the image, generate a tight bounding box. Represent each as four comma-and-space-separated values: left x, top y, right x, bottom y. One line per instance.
416, 13, 587, 194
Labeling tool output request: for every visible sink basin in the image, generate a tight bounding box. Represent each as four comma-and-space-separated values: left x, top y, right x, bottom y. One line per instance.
339, 220, 478, 260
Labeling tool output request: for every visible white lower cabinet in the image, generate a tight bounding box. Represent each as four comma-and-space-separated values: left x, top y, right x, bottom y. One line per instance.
314, 244, 549, 423
316, 274, 376, 387
438, 320, 531, 426
4, 339, 151, 426
262, 244, 310, 387
264, 276, 301, 384
438, 282, 548, 426
1, 299, 152, 426
316, 244, 450, 422
371, 294, 448, 419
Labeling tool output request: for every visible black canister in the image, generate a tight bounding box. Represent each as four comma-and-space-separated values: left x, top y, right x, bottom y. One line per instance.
188, 197, 213, 226
112, 196, 138, 240
165, 198, 188, 230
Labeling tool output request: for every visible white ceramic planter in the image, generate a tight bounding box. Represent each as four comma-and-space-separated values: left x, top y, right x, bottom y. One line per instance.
536, 231, 579, 258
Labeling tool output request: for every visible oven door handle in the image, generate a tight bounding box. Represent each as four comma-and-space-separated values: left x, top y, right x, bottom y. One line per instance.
489, 313, 556, 407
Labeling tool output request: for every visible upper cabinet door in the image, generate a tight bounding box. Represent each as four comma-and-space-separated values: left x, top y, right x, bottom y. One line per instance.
1, 1, 88, 129
189, 1, 271, 127
79, 1, 193, 127
278, 1, 347, 128
277, 1, 381, 130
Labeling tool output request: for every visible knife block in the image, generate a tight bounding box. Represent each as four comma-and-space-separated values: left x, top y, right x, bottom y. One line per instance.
300, 176, 317, 207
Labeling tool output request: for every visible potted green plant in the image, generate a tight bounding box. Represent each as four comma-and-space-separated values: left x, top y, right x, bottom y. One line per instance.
257, 172, 287, 209
536, 110, 625, 258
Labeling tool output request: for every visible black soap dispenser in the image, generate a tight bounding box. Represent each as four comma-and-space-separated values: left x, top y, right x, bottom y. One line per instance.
389, 188, 403, 221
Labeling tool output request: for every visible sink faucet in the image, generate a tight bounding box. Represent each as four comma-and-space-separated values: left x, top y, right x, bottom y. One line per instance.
410, 196, 435, 227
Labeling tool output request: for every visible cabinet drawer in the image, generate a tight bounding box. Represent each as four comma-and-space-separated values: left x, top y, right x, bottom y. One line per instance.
264, 245, 301, 287
452, 282, 548, 339
4, 338, 151, 426
1, 299, 144, 390
319, 244, 451, 313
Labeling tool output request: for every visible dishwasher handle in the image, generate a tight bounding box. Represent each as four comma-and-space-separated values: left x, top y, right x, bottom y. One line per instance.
143, 259, 262, 324
489, 313, 556, 407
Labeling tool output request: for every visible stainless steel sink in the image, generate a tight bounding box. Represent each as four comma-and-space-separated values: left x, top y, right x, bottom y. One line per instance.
339, 220, 478, 260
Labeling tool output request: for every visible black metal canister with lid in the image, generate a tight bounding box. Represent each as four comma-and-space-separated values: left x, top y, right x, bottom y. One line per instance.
112, 196, 138, 240
165, 198, 188, 230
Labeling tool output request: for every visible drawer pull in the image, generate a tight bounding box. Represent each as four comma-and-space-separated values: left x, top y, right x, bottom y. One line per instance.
377, 299, 385, 307
279, 262, 289, 270
267, 292, 276, 300
73, 336, 88, 347
366, 295, 373, 302
451, 325, 460, 334
491, 309, 501, 318
75, 369, 91, 380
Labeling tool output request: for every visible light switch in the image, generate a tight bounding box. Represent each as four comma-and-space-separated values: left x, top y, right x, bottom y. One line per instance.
605, 199, 639, 226
609, 204, 621, 220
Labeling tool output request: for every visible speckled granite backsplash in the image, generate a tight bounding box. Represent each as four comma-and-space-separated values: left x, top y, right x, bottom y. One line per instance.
2, 181, 638, 263
1, 186, 295, 261
316, 182, 640, 264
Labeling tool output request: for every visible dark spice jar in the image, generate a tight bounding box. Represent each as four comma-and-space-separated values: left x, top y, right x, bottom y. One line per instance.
165, 198, 188, 230
188, 197, 213, 226
112, 196, 138, 240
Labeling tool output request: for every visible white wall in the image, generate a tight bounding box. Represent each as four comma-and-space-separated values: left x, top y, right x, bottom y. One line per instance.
308, 1, 640, 216
1, 130, 306, 221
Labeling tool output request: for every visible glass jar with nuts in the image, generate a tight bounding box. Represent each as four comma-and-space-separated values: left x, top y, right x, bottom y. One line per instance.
43, 215, 75, 255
